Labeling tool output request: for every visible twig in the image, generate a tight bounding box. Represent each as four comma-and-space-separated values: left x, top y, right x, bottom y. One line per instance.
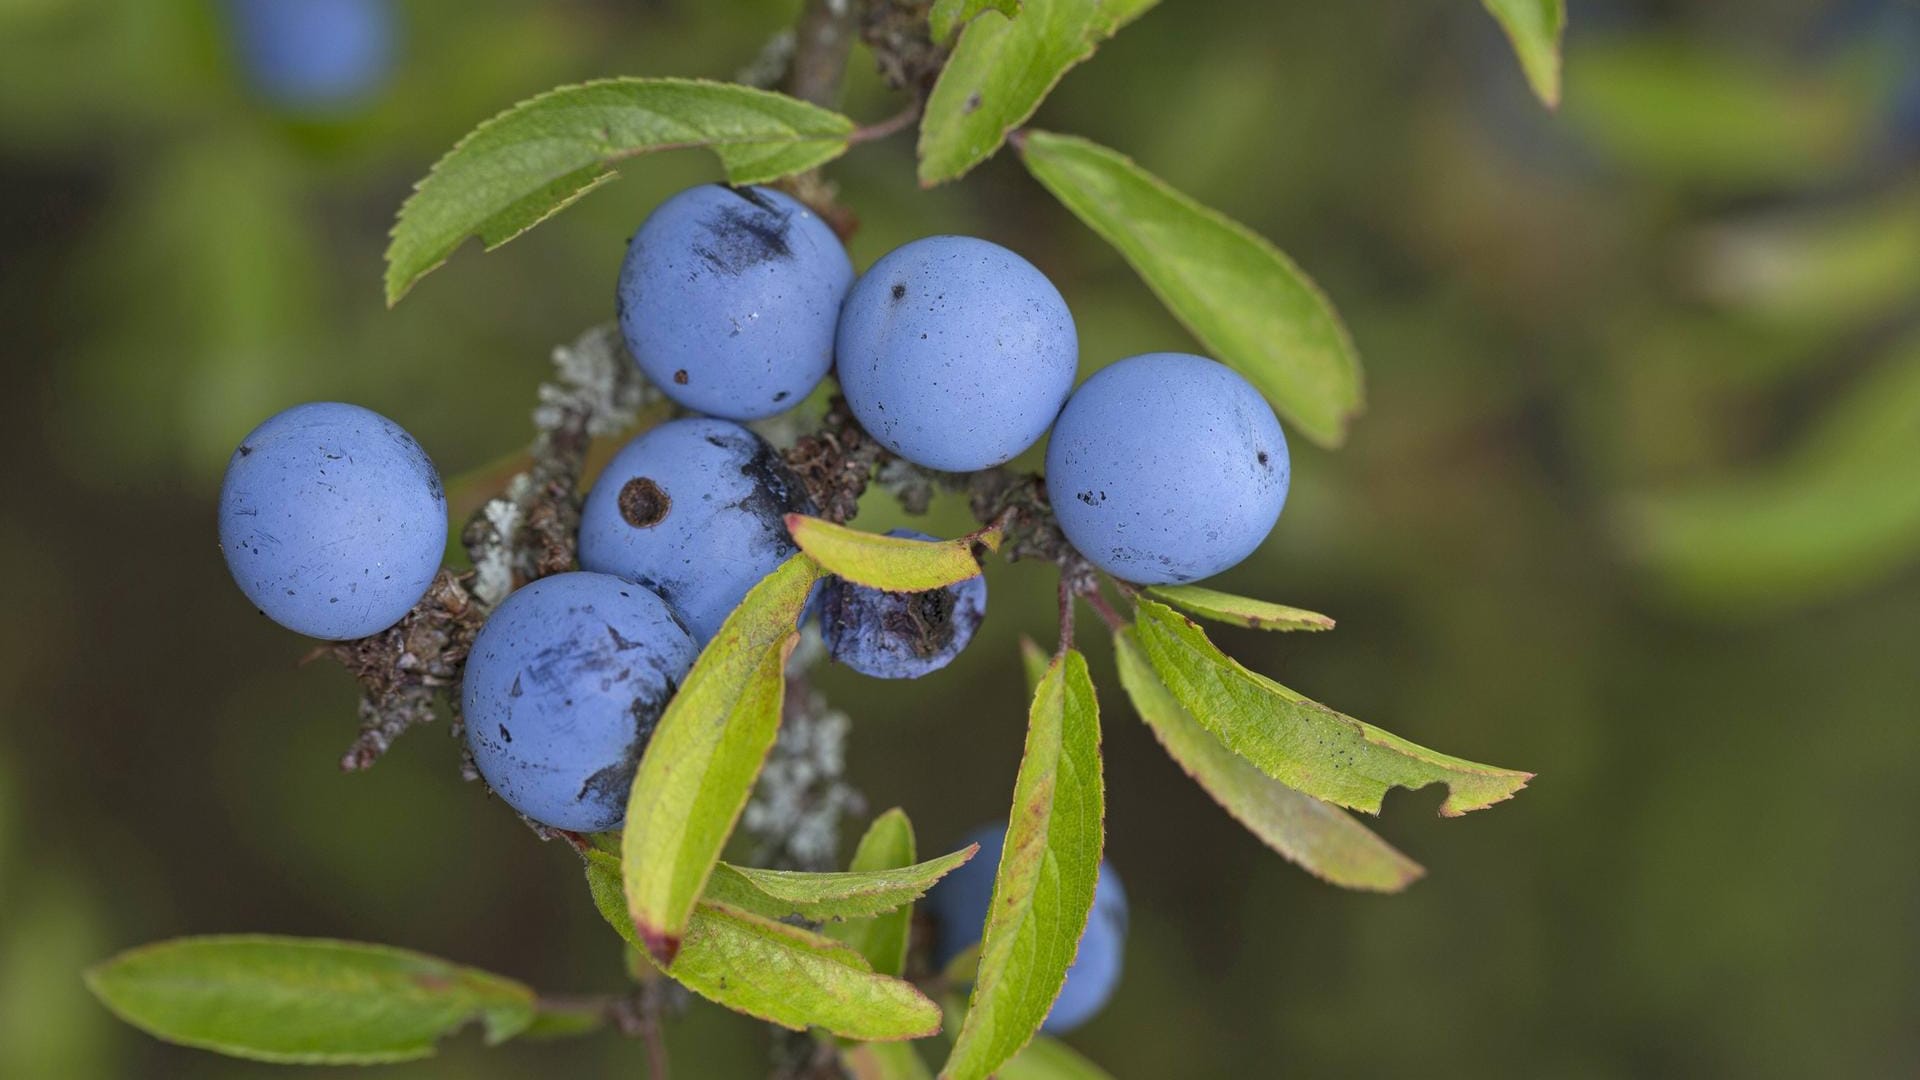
786, 0, 861, 108
848, 101, 923, 145
1080, 584, 1127, 632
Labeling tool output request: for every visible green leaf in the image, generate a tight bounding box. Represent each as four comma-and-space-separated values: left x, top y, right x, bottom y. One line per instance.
787, 515, 1003, 592
1018, 636, 1050, 693
1000, 1034, 1117, 1080
1018, 130, 1363, 447
1146, 584, 1334, 632
703, 843, 978, 923
83, 936, 535, 1065
585, 853, 942, 1040
623, 555, 824, 965
1113, 630, 1424, 892
385, 78, 855, 304
1132, 600, 1531, 816
941, 651, 1103, 1080
847, 1039, 937, 1080
918, 0, 1157, 185
1480, 0, 1566, 108
929, 0, 1022, 43
671, 903, 941, 1040
827, 809, 923, 976
1618, 332, 1920, 614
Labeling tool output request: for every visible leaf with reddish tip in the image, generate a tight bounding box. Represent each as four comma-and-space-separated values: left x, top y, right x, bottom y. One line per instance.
622, 555, 824, 965
584, 853, 942, 1040
1146, 584, 1334, 632
1113, 629, 1423, 892
787, 515, 1002, 593
1132, 600, 1532, 816
827, 809, 924, 976
940, 651, 1103, 1080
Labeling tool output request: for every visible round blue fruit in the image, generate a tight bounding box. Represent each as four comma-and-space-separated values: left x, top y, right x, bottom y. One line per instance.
820, 529, 986, 679
1045, 353, 1289, 585
617, 184, 852, 420
228, 0, 396, 112
578, 418, 814, 644
835, 236, 1078, 472
927, 825, 1128, 1034
463, 572, 697, 832
218, 402, 446, 640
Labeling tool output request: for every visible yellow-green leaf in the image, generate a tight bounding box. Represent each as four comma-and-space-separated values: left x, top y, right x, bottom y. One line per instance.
386, 78, 855, 304
84, 936, 535, 1065
918, 0, 1157, 185
941, 651, 1103, 1080
827, 809, 923, 976
1113, 630, 1423, 892
929, 0, 1022, 43
787, 515, 1003, 592
1133, 600, 1531, 816
584, 853, 941, 1040
1018, 130, 1363, 447
1146, 584, 1334, 632
622, 555, 824, 965
703, 842, 978, 923
1480, 0, 1566, 108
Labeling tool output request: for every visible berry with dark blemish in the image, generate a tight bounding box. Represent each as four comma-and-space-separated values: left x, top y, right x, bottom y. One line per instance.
821, 529, 987, 679
579, 418, 814, 644
617, 184, 852, 420
463, 572, 696, 832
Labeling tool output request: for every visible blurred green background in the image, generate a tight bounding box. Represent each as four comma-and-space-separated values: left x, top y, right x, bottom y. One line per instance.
4, 0, 1918, 1076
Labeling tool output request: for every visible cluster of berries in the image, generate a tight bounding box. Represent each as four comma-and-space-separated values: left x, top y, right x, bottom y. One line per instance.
217, 182, 1304, 1028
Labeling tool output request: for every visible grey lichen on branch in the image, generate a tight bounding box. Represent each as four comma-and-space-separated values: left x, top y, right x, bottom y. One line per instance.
466, 323, 657, 607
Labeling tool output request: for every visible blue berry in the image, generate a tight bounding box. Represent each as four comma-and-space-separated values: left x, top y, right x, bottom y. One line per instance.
228, 0, 395, 111
617, 184, 852, 420
926, 825, 1128, 1034
218, 402, 446, 640
463, 573, 697, 832
836, 236, 1077, 472
820, 529, 986, 679
1045, 353, 1289, 585
578, 418, 814, 644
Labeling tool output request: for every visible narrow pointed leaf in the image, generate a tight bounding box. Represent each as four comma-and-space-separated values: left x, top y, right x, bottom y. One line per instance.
787, 514, 1003, 592
827, 809, 923, 976
1133, 600, 1530, 816
84, 936, 535, 1065
1480, 0, 1566, 108
941, 651, 1103, 1080
623, 555, 825, 965
703, 843, 978, 923
918, 0, 1158, 184
1018, 130, 1363, 447
1114, 630, 1423, 892
584, 853, 941, 1040
930, 0, 1022, 43
386, 78, 855, 304
1146, 584, 1334, 632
